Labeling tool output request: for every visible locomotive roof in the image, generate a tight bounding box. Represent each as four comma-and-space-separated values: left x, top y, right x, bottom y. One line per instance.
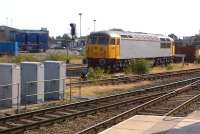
90, 30, 173, 41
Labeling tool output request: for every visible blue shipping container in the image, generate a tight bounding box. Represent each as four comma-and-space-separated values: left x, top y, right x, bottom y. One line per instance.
39, 33, 48, 44
9, 31, 16, 42
14, 30, 48, 52
16, 32, 27, 43
27, 33, 38, 43
0, 42, 19, 56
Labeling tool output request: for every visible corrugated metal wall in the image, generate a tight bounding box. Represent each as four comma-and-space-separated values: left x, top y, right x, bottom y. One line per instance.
0, 42, 19, 56
175, 45, 196, 62
0, 26, 49, 52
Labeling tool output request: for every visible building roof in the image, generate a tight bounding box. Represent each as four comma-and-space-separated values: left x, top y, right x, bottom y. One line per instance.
0, 25, 48, 34
0, 25, 18, 32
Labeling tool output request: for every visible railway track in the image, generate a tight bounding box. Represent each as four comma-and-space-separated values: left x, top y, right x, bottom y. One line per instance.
67, 68, 200, 87
0, 77, 199, 134
66, 64, 88, 77
77, 80, 200, 134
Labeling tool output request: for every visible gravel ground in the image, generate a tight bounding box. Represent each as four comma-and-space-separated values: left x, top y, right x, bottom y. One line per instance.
24, 73, 200, 134
25, 106, 133, 134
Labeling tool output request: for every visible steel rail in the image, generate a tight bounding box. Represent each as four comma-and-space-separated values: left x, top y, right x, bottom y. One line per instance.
0, 77, 199, 121
76, 80, 200, 134
0, 92, 164, 133
67, 68, 200, 87
0, 77, 200, 133
165, 94, 200, 116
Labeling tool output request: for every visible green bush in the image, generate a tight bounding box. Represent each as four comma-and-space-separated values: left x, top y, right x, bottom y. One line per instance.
95, 67, 105, 79
87, 68, 96, 80
195, 56, 200, 64
124, 59, 150, 74
0, 55, 13, 63
166, 64, 173, 70
124, 64, 132, 74
12, 55, 38, 63
87, 67, 105, 80
46, 53, 69, 61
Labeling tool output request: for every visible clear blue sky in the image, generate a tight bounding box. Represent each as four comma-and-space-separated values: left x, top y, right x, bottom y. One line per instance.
1, 0, 200, 37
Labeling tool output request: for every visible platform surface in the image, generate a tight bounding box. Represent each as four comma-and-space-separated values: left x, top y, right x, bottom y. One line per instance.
100, 109, 200, 134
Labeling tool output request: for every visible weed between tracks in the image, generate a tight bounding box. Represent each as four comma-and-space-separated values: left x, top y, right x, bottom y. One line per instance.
19, 73, 200, 116
151, 63, 200, 73
24, 75, 200, 134
66, 81, 151, 97
17, 81, 152, 114
0, 50, 83, 63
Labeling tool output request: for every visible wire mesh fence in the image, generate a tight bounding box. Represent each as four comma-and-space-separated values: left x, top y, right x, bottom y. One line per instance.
0, 75, 95, 114
0, 78, 66, 113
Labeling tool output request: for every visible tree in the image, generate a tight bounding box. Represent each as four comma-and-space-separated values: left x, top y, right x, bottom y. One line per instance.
48, 36, 56, 44
56, 35, 62, 39
62, 34, 71, 40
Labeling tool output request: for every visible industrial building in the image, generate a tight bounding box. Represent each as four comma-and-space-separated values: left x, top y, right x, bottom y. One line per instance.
0, 26, 17, 41
0, 26, 49, 54
175, 35, 200, 62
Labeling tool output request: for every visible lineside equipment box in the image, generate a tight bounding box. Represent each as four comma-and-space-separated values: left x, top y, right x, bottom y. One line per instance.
21, 62, 44, 104
0, 63, 20, 108
44, 61, 66, 101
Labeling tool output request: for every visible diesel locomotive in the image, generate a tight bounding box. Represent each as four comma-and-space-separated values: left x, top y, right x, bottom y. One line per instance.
86, 30, 175, 70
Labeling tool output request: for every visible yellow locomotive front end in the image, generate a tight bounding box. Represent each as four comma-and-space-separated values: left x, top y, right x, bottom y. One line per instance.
86, 32, 120, 68
171, 41, 176, 57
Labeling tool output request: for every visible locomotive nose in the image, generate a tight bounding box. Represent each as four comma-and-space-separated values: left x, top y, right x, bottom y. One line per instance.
88, 45, 106, 58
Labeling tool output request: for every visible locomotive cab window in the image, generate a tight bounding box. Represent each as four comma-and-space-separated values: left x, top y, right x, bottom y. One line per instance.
110, 38, 115, 45
121, 35, 128, 38
160, 43, 171, 48
97, 36, 109, 45
160, 38, 171, 48
160, 38, 166, 41
87, 36, 97, 44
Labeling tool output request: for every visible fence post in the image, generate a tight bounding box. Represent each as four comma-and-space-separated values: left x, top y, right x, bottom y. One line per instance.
17, 83, 20, 114
79, 77, 82, 98
70, 77, 72, 102
63, 78, 65, 101
25, 82, 27, 110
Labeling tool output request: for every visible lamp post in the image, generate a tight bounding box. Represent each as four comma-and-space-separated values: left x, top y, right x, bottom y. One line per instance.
79, 13, 82, 37
6, 17, 8, 25
93, 19, 96, 32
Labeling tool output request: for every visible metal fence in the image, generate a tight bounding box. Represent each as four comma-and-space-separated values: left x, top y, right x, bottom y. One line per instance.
0, 83, 20, 114
0, 78, 66, 113
68, 77, 83, 101
0, 76, 93, 113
